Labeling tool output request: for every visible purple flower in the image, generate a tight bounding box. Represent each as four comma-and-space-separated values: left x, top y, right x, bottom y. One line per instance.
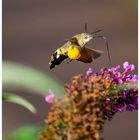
123, 61, 129, 69
114, 88, 138, 113
110, 65, 120, 72
106, 97, 111, 101
132, 75, 138, 81
115, 107, 123, 112
121, 91, 127, 99
126, 105, 134, 112
113, 72, 123, 84
86, 68, 93, 77
126, 74, 138, 82
123, 61, 135, 72
45, 90, 55, 104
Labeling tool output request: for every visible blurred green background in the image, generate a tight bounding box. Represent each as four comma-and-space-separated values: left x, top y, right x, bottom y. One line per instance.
3, 0, 137, 140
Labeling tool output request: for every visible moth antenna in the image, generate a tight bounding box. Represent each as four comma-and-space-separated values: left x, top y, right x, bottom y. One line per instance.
90, 29, 102, 34
85, 23, 88, 33
93, 36, 113, 67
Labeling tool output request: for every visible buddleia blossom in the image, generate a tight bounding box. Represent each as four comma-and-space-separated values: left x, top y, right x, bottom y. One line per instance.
40, 62, 138, 140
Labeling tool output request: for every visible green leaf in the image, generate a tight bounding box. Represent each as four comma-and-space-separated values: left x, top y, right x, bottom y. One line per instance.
3, 61, 64, 96
3, 93, 36, 113
5, 126, 41, 140
115, 82, 138, 91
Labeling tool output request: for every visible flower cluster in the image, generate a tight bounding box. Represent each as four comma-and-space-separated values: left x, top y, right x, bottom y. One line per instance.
40, 62, 138, 140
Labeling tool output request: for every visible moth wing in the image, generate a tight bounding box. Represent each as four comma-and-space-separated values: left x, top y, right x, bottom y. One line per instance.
86, 47, 103, 59
77, 47, 103, 63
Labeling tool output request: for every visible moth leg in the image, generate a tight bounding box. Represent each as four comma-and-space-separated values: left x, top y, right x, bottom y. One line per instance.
67, 59, 73, 64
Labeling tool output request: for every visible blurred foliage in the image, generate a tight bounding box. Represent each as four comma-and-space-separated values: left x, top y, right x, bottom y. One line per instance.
3, 93, 36, 113
5, 126, 42, 140
3, 61, 64, 97
3, 61, 64, 113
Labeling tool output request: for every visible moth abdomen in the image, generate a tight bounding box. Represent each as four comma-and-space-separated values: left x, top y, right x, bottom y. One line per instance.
49, 52, 68, 69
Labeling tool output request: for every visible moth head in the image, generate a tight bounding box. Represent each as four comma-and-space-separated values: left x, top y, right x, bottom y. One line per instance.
73, 33, 93, 47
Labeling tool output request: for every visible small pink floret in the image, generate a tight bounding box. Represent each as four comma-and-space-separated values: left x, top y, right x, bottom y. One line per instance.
129, 64, 135, 71
123, 61, 129, 69
45, 92, 55, 104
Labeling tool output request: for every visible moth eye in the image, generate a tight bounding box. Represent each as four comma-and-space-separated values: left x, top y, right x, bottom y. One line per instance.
85, 36, 88, 39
